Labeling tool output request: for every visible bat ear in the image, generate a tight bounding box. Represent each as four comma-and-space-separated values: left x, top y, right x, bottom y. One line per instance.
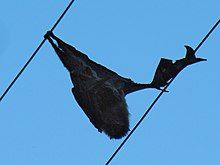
184, 45, 195, 59
184, 45, 194, 50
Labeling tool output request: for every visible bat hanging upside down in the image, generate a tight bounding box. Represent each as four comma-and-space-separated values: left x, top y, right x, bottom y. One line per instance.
44, 31, 159, 139
44, 31, 206, 139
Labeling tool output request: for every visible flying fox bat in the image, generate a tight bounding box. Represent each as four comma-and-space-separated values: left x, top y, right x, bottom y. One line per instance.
44, 31, 159, 139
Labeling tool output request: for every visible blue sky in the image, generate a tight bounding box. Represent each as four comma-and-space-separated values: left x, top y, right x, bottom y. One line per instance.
0, 1, 219, 164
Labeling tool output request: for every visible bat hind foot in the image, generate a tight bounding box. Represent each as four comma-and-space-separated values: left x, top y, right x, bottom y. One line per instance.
44, 31, 54, 39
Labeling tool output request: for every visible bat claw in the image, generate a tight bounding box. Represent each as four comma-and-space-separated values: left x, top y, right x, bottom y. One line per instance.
44, 31, 54, 39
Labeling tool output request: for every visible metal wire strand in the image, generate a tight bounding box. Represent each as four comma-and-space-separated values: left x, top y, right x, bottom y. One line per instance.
106, 19, 220, 165
0, 0, 76, 102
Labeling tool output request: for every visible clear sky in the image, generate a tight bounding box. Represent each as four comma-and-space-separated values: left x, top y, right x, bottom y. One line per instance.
0, 1, 219, 164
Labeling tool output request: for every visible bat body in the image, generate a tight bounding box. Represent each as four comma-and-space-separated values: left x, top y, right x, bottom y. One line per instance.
45, 32, 155, 139
45, 32, 206, 139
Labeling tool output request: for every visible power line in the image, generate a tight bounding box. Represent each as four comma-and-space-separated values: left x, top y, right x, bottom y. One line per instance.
195, 19, 220, 52
1, 3, 219, 163
106, 19, 220, 165
0, 0, 76, 102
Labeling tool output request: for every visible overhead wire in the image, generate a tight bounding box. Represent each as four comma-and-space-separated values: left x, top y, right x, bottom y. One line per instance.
0, 3, 219, 164
106, 19, 220, 165
0, 0, 76, 102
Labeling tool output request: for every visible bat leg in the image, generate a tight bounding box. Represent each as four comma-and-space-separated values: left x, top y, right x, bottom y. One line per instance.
44, 31, 61, 44
45, 31, 65, 46
47, 31, 60, 41
44, 31, 57, 49
44, 31, 52, 40
44, 31, 65, 60
44, 31, 55, 38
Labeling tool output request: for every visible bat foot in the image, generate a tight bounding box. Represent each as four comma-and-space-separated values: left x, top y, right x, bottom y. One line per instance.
44, 31, 50, 39
44, 31, 54, 39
